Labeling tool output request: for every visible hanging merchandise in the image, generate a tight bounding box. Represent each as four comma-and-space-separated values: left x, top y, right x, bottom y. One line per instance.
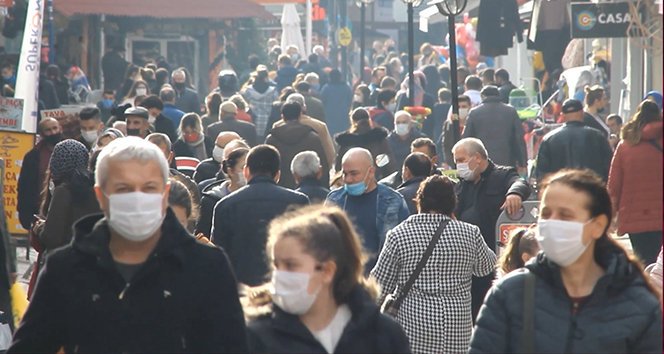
476, 0, 523, 57
527, 0, 572, 75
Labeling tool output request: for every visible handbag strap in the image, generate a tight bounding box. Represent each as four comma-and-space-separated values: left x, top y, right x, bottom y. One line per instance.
521, 270, 536, 353
648, 139, 663, 153
394, 218, 450, 307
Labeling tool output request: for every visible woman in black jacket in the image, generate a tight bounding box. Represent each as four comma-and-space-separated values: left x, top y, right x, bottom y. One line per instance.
469, 169, 663, 353
173, 113, 214, 161
245, 205, 411, 354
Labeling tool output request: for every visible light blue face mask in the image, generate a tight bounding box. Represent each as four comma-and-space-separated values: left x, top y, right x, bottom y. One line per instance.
344, 170, 370, 196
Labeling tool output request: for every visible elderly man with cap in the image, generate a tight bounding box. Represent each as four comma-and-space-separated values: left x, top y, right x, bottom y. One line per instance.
272, 93, 335, 167
206, 101, 258, 147
462, 85, 527, 174
192, 131, 241, 184
535, 98, 613, 181
124, 106, 152, 139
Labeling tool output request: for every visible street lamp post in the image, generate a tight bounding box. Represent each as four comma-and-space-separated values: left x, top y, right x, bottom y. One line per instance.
431, 0, 468, 143
400, 0, 424, 107
357, 0, 376, 84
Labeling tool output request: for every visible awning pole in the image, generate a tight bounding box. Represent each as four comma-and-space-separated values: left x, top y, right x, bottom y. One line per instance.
48, 0, 54, 64
306, 0, 313, 55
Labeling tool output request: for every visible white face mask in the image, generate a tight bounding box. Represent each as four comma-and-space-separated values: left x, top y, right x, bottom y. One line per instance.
353, 94, 362, 103
458, 107, 470, 120
271, 270, 320, 315
106, 191, 165, 242
395, 123, 410, 136
212, 146, 225, 163
148, 115, 156, 124
387, 102, 397, 112
136, 88, 148, 96
537, 218, 593, 267
236, 171, 247, 187
457, 156, 477, 180
81, 130, 99, 144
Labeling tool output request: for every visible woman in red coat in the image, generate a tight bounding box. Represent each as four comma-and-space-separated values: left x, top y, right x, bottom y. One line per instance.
608, 100, 663, 264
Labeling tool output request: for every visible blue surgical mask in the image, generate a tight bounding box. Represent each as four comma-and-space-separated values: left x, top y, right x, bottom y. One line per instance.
291, 54, 300, 61
344, 170, 370, 196
101, 99, 114, 109
2, 75, 12, 81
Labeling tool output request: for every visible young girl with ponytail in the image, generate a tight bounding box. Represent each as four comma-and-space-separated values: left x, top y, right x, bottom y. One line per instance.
496, 228, 540, 279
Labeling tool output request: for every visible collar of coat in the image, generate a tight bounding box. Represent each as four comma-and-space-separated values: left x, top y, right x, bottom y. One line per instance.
70, 207, 194, 270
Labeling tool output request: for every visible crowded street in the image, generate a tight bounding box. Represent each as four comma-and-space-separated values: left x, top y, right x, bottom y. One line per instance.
0, 0, 661, 352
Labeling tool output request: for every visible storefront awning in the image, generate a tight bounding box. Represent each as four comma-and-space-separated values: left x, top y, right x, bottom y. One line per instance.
54, 0, 273, 19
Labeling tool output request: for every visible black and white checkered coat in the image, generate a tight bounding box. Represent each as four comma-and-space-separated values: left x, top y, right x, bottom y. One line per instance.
371, 213, 497, 354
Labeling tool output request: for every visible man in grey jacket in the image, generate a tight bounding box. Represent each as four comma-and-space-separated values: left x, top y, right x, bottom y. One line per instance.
462, 85, 527, 175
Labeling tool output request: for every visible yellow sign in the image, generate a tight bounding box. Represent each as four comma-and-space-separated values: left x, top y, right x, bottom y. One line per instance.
0, 131, 35, 235
338, 27, 352, 47
441, 169, 459, 182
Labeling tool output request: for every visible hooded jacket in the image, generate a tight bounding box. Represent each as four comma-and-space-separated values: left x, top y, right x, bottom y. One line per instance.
9, 209, 248, 353
247, 285, 411, 353
242, 85, 279, 138
469, 249, 663, 353
369, 106, 394, 132
265, 121, 330, 189
335, 126, 398, 181
608, 121, 663, 235
274, 66, 300, 92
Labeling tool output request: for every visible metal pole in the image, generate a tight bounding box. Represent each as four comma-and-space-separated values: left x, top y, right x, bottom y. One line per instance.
448, 15, 460, 142
360, 3, 366, 83
329, 0, 337, 70
340, 0, 348, 84
407, 3, 415, 106
306, 0, 313, 55
48, 0, 54, 64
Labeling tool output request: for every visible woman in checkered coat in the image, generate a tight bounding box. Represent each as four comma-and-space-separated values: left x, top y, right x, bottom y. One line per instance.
371, 175, 497, 354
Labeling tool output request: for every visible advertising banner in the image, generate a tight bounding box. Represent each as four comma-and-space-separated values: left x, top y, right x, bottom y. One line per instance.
571, 2, 645, 38
0, 98, 24, 130
0, 131, 36, 235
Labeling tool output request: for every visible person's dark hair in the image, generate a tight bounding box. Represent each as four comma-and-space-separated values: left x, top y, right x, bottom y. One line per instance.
465, 75, 482, 90
125, 80, 149, 101
416, 175, 456, 215
278, 54, 292, 66
222, 147, 250, 174
123, 64, 139, 82
248, 54, 260, 70
539, 169, 659, 298
481, 85, 500, 97
155, 68, 169, 84
145, 63, 158, 71
355, 84, 371, 106
278, 86, 296, 103
380, 76, 397, 89
621, 100, 663, 145
349, 107, 371, 133
412, 137, 437, 157
168, 178, 196, 221
103, 89, 115, 96
404, 152, 432, 178
372, 66, 386, 78
160, 87, 176, 103
140, 95, 164, 111
458, 94, 471, 105
206, 92, 223, 117
421, 65, 442, 97
281, 102, 302, 121
438, 64, 450, 86
375, 55, 386, 66
438, 88, 451, 102
247, 144, 281, 178
457, 66, 470, 77
267, 205, 378, 305
607, 114, 623, 126
79, 107, 101, 121
584, 85, 605, 107
46, 64, 61, 79
377, 89, 396, 108
498, 228, 539, 275
495, 68, 509, 82
481, 68, 495, 82
140, 67, 155, 81
308, 53, 318, 63
329, 69, 342, 84
295, 81, 310, 93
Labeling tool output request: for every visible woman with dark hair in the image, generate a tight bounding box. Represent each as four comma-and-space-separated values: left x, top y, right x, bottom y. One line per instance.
321, 69, 353, 136
372, 175, 496, 354
202, 92, 223, 133
245, 205, 411, 353
29, 139, 100, 297
352, 84, 372, 110
121, 79, 150, 107
469, 169, 663, 353
242, 66, 279, 140
119, 64, 140, 101
608, 100, 663, 264
266, 86, 297, 133
173, 113, 214, 160
420, 65, 442, 99
334, 107, 397, 180
352, 67, 372, 92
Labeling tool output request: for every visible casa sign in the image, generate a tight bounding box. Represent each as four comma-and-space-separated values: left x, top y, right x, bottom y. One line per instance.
571, 1, 645, 38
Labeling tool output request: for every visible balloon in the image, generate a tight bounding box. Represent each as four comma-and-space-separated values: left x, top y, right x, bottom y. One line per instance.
467, 57, 479, 70
466, 23, 476, 40
471, 17, 478, 27
456, 44, 466, 60
456, 24, 468, 47
486, 57, 495, 67
465, 42, 477, 59
463, 13, 470, 23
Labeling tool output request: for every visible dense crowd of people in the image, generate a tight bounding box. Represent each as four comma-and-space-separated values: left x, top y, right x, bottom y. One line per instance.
5, 37, 664, 353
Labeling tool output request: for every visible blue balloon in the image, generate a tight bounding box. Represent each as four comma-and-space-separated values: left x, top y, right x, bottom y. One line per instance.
486, 57, 495, 67
456, 44, 466, 59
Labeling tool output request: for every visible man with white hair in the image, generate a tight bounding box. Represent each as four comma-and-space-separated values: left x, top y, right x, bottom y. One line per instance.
452, 137, 530, 321
171, 69, 201, 114
274, 93, 335, 166
304, 72, 322, 95
10, 137, 248, 353
326, 147, 409, 273
292, 151, 330, 202
386, 110, 427, 169
313, 45, 331, 68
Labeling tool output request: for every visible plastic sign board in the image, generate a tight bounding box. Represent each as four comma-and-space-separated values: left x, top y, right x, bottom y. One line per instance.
494, 201, 540, 256
0, 131, 35, 235
571, 1, 645, 38
0, 98, 23, 130
338, 27, 352, 47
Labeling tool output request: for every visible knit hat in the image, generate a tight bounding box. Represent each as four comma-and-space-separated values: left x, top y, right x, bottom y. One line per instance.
220, 101, 238, 115
49, 139, 90, 180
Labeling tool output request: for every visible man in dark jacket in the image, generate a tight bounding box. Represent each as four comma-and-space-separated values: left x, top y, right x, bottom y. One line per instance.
387, 111, 427, 169
536, 99, 613, 181
265, 102, 329, 189
295, 81, 325, 123
17, 118, 63, 231
77, 107, 104, 150
9, 137, 247, 353
494, 69, 517, 104
274, 55, 300, 91
440, 94, 471, 169
101, 45, 129, 94
452, 137, 530, 320
212, 145, 309, 286
462, 85, 527, 174
207, 101, 258, 147
291, 151, 330, 203
140, 95, 178, 143
172, 69, 201, 114
397, 152, 431, 214
193, 131, 240, 184
301, 53, 328, 87
160, 88, 185, 128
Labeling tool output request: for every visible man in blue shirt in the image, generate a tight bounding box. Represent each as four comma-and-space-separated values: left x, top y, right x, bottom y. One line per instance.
159, 87, 185, 128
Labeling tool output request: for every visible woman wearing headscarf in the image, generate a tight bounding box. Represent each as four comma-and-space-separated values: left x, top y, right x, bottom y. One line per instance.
29, 139, 100, 297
